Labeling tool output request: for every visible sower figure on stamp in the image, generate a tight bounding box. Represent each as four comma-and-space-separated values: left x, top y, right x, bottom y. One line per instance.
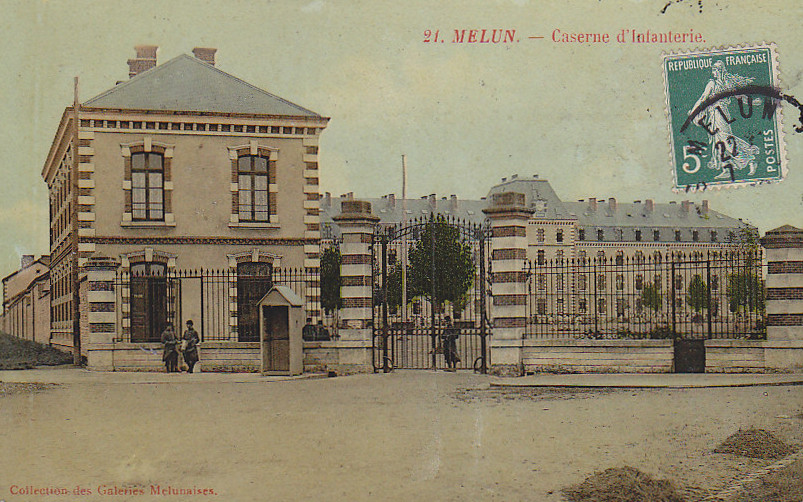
441, 316, 460, 371
182, 319, 201, 373
160, 322, 179, 373
689, 60, 760, 178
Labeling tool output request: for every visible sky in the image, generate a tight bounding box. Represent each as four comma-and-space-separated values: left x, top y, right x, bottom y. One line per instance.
1, 0, 802, 279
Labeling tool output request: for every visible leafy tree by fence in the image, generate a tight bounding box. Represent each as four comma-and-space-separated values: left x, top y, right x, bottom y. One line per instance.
320, 245, 342, 314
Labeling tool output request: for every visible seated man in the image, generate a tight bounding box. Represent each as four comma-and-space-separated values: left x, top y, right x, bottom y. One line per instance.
316, 320, 330, 341
302, 318, 317, 341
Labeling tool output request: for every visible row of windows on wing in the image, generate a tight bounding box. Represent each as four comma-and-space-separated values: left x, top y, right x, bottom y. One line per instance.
534, 228, 734, 243
531, 271, 719, 291
129, 152, 271, 223
532, 296, 725, 317
536, 250, 709, 265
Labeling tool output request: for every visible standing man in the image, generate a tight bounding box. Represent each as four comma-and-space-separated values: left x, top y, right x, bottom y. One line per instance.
442, 316, 460, 371
182, 320, 201, 373
160, 322, 179, 373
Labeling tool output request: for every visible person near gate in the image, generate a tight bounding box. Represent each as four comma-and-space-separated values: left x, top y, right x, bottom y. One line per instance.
302, 318, 317, 341
441, 316, 460, 371
160, 322, 179, 373
182, 319, 201, 373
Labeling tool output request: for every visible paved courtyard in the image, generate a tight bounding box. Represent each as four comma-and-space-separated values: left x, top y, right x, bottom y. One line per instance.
1, 369, 802, 501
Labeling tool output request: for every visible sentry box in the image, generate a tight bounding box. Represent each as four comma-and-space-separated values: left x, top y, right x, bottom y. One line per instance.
257, 286, 304, 375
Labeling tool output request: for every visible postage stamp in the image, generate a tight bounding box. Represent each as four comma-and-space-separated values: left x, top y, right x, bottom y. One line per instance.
662, 44, 786, 192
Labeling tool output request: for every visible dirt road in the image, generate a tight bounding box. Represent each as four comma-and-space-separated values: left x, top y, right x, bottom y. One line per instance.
1, 371, 801, 501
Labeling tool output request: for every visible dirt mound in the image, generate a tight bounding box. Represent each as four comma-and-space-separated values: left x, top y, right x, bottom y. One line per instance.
714, 428, 798, 459
562, 466, 685, 502
0, 333, 73, 369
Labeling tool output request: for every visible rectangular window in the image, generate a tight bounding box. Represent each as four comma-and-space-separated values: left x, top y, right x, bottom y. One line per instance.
711, 230, 718, 242
556, 229, 563, 243
597, 229, 604, 241
693, 230, 699, 242
675, 230, 682, 242
579, 299, 587, 313
537, 250, 545, 265
654, 229, 660, 241
536, 298, 547, 315
578, 229, 585, 241
635, 229, 642, 241
238, 155, 270, 222
537, 228, 545, 243
131, 152, 164, 221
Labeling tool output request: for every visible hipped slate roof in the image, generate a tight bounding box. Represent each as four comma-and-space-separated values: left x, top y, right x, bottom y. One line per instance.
83, 54, 322, 117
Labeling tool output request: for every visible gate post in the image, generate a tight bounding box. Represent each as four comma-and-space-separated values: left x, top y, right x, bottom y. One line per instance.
483, 192, 534, 376
82, 256, 120, 371
332, 200, 379, 372
760, 225, 803, 370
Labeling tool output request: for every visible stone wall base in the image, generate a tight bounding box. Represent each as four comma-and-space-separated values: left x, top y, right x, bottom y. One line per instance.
521, 339, 674, 374
489, 363, 524, 377
303, 341, 373, 374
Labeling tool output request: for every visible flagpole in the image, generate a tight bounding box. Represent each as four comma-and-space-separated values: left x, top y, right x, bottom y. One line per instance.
401, 155, 408, 328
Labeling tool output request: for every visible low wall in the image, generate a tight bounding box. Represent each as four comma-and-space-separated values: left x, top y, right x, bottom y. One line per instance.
87, 342, 261, 372
303, 340, 373, 374
521, 339, 674, 373
705, 340, 766, 373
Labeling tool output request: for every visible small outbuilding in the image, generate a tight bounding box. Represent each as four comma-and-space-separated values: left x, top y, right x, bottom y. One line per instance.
258, 286, 304, 375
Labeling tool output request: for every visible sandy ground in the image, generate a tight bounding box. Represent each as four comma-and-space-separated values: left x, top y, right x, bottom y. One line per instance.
1, 371, 802, 502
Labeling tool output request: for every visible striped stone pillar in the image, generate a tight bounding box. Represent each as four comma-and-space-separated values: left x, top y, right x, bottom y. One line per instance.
483, 192, 534, 376
760, 225, 803, 369
330, 200, 378, 370
82, 256, 120, 371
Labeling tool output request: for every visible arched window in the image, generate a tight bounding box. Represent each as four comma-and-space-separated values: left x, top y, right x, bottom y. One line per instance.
238, 154, 270, 222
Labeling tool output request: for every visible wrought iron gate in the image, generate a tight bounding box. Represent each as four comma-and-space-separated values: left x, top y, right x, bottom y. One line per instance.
371, 215, 491, 372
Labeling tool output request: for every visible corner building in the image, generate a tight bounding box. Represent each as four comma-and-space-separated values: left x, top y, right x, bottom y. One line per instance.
42, 46, 328, 369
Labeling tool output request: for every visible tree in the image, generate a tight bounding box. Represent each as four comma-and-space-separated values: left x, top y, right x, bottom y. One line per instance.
320, 245, 342, 314
726, 272, 764, 313
407, 216, 475, 310
641, 281, 663, 312
686, 274, 708, 312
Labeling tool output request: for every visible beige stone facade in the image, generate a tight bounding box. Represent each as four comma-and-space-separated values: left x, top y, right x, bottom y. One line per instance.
41, 46, 328, 369
1, 256, 51, 346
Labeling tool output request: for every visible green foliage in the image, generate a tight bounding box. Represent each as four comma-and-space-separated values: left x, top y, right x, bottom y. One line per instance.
385, 262, 411, 308
407, 216, 476, 308
686, 274, 708, 312
320, 245, 342, 314
641, 281, 663, 312
727, 272, 765, 313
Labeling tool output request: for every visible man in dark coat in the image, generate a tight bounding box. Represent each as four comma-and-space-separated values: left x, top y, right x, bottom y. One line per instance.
161, 322, 179, 373
182, 320, 201, 373
441, 316, 460, 371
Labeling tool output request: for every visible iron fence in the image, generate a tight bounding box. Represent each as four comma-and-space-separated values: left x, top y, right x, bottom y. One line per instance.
524, 250, 765, 340
113, 267, 317, 343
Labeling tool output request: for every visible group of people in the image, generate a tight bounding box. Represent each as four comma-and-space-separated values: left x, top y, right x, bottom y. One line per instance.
302, 318, 332, 341
160, 320, 201, 373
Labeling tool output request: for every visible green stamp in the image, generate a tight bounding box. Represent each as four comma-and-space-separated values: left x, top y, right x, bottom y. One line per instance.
663, 44, 786, 191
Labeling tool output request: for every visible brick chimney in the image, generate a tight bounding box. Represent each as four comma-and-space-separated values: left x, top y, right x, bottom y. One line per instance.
21, 255, 34, 269
387, 193, 396, 209
645, 199, 654, 212
681, 200, 691, 213
588, 197, 598, 211
429, 194, 437, 210
127, 45, 158, 78
608, 197, 617, 211
702, 200, 709, 215
192, 47, 217, 66
450, 194, 458, 211
323, 192, 331, 208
